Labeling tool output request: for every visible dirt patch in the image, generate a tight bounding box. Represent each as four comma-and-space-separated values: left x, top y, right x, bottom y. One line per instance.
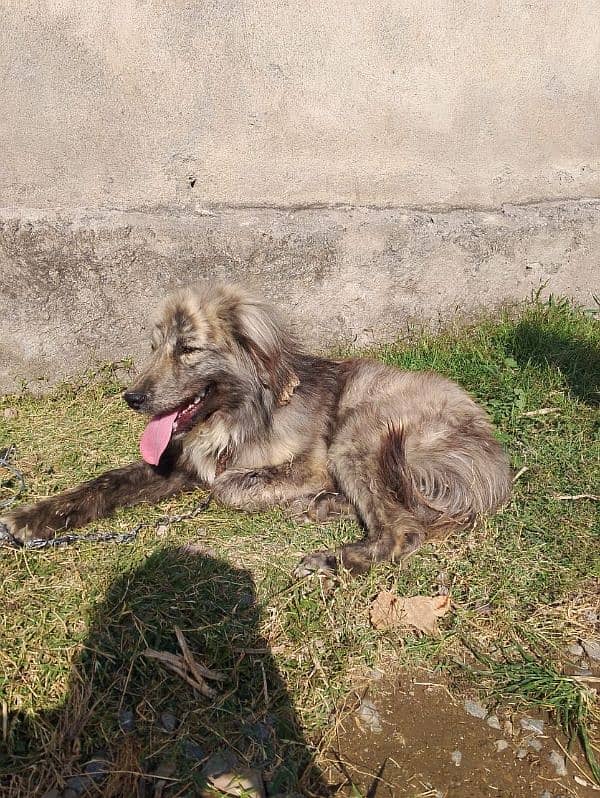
326, 671, 598, 798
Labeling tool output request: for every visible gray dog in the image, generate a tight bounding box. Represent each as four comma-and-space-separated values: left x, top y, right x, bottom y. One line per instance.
0, 283, 511, 574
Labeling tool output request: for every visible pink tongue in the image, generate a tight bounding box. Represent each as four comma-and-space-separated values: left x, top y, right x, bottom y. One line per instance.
139, 410, 178, 466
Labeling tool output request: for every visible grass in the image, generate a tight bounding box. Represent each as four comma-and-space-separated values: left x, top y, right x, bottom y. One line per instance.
0, 294, 598, 796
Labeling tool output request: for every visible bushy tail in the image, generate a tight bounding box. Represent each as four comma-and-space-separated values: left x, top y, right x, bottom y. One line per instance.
379, 421, 511, 530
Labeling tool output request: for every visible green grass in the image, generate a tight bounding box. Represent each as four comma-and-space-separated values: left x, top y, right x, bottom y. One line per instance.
0, 295, 598, 796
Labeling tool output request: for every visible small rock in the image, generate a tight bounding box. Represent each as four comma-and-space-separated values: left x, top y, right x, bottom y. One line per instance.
365, 667, 385, 681
156, 524, 169, 536
540, 791, 552, 798
516, 747, 528, 759
527, 738, 543, 752
582, 638, 600, 661
356, 699, 383, 733
503, 719, 514, 737
495, 739, 509, 752
203, 750, 239, 779
451, 750, 462, 767
464, 699, 487, 719
83, 751, 110, 782
3, 408, 17, 419
159, 711, 178, 733
548, 750, 567, 776
64, 775, 89, 795
486, 714, 501, 730
183, 739, 206, 761
520, 717, 544, 735
574, 775, 589, 787
567, 643, 584, 657
208, 768, 266, 797
118, 708, 135, 733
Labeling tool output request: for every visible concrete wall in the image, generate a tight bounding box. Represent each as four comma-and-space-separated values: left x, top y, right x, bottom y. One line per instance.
1, 1, 599, 389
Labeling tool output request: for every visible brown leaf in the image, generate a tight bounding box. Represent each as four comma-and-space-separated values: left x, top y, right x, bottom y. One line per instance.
370, 591, 451, 635
208, 768, 266, 797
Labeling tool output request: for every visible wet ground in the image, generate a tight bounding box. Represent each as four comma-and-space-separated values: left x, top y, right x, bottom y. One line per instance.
327, 672, 599, 798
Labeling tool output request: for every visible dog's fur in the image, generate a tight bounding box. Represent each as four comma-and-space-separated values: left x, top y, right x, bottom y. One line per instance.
1, 283, 511, 574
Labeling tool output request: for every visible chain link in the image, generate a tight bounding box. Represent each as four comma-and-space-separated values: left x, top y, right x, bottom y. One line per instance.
0, 446, 212, 550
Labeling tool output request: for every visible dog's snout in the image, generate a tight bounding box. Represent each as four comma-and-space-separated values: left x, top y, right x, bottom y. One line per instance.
123, 391, 148, 411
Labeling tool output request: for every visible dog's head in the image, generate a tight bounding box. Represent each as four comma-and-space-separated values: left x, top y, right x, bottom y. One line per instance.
123, 283, 299, 465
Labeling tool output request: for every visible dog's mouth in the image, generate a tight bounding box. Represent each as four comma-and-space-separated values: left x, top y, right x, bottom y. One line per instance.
139, 386, 210, 466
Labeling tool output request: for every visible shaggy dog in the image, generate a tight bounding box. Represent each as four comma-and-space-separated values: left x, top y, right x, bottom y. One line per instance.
0, 283, 511, 574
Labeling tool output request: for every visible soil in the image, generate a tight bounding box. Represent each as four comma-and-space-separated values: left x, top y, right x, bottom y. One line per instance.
326, 671, 599, 798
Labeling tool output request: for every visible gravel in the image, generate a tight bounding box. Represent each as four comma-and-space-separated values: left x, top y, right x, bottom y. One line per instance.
464, 699, 487, 719
520, 717, 544, 735
548, 750, 567, 776
356, 699, 383, 733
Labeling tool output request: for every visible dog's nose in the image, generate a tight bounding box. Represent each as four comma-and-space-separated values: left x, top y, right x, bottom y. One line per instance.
123, 391, 147, 410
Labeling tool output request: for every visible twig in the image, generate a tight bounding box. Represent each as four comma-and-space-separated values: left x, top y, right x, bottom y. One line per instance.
554, 736, 600, 790
554, 494, 599, 501
144, 628, 225, 700
521, 408, 560, 417
143, 648, 216, 698
174, 626, 225, 682
512, 466, 529, 484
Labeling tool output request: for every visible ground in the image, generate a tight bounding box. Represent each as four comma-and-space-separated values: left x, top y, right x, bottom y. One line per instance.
0, 295, 598, 797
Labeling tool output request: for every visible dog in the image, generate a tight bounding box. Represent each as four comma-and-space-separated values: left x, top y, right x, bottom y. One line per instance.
0, 283, 511, 574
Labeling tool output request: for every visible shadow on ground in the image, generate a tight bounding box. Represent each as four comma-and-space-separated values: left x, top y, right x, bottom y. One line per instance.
505, 317, 599, 405
2, 547, 331, 797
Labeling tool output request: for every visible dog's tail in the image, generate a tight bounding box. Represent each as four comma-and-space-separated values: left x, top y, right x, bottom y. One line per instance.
378, 421, 510, 531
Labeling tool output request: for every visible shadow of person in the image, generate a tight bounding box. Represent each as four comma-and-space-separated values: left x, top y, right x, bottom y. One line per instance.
3, 547, 332, 797
505, 316, 599, 405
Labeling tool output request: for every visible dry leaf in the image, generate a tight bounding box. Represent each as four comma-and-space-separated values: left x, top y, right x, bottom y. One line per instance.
208, 768, 266, 797
370, 591, 451, 635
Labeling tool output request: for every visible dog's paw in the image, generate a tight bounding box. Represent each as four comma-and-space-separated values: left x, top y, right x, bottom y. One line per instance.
0, 516, 25, 547
293, 550, 338, 579
287, 493, 356, 525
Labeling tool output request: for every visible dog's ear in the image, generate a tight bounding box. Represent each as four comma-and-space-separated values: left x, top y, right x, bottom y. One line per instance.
235, 296, 300, 406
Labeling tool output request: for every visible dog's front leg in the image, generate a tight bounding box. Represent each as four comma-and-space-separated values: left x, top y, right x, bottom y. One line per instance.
0, 461, 200, 545
212, 460, 328, 511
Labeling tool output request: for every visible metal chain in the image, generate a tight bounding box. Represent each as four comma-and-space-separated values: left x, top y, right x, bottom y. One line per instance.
0, 446, 212, 550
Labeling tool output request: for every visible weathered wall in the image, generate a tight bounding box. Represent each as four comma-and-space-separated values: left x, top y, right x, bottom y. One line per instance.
1, 201, 598, 390
1, 1, 599, 389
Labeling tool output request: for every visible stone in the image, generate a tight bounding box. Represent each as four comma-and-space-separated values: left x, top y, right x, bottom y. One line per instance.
183, 740, 206, 761
548, 750, 567, 776
528, 738, 543, 752
64, 775, 89, 795
159, 711, 178, 732
486, 714, 501, 730
83, 751, 110, 781
520, 717, 544, 735
118, 708, 135, 733
495, 740, 509, 752
464, 699, 487, 719
451, 750, 462, 767
356, 699, 383, 733
581, 639, 600, 661
567, 643, 584, 657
